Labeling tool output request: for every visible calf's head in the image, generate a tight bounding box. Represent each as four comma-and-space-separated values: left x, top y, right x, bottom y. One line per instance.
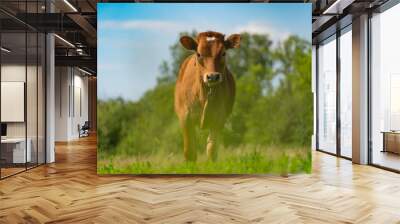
180, 31, 241, 87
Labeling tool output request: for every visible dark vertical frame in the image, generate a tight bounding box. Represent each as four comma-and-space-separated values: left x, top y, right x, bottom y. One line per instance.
367, 11, 373, 165
336, 28, 341, 157
315, 44, 319, 151
0, 21, 2, 179
36, 0, 39, 167
59, 68, 62, 117
72, 68, 75, 118
24, 0, 28, 171
42, 12, 49, 164
44, 0, 47, 164
80, 88, 82, 117
40, 0, 46, 165
68, 71, 71, 118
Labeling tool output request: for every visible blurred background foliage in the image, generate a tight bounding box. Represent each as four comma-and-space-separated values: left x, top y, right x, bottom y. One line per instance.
98, 31, 312, 171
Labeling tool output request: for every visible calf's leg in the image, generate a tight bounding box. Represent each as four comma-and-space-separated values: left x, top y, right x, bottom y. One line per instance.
182, 119, 197, 162
206, 129, 219, 161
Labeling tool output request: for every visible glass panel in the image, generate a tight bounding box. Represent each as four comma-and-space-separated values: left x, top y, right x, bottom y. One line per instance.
1, 31, 27, 177
26, 0, 39, 169
317, 36, 337, 154
38, 32, 45, 165
371, 4, 400, 171
340, 28, 352, 158
0, 1, 46, 178
27, 31, 38, 169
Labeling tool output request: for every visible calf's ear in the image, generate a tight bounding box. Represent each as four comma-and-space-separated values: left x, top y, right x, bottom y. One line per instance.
180, 36, 197, 51
225, 34, 241, 49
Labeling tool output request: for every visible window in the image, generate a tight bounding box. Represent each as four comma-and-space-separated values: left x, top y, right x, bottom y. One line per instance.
339, 27, 352, 158
317, 35, 337, 154
370, 3, 400, 171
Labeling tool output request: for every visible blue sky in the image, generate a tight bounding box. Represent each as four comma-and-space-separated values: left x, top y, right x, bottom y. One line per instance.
98, 3, 311, 101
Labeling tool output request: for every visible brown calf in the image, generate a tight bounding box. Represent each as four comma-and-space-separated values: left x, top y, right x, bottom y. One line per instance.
174, 31, 240, 161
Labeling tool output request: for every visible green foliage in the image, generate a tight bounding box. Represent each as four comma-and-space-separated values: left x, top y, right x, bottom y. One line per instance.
98, 32, 312, 173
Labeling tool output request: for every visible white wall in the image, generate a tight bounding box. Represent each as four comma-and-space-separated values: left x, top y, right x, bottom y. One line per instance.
55, 67, 69, 141
1, 63, 46, 164
1, 65, 39, 137
1, 82, 25, 122
72, 73, 89, 138
1, 65, 26, 137
55, 67, 89, 141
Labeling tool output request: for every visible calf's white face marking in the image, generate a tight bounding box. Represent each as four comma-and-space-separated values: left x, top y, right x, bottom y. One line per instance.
206, 36, 216, 42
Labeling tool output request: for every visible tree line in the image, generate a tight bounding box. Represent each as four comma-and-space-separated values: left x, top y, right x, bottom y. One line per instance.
98, 31, 312, 157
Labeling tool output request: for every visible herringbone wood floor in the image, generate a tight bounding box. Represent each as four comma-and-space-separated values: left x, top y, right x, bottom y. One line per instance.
0, 136, 400, 224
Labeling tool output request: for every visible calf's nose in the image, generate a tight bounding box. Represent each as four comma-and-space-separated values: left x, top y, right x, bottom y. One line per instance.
206, 73, 221, 82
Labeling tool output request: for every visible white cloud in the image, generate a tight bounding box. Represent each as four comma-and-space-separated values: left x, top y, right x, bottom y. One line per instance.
99, 19, 293, 46
99, 20, 184, 33
234, 21, 291, 43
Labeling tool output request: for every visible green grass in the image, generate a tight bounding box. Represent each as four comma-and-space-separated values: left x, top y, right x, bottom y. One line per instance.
97, 145, 311, 175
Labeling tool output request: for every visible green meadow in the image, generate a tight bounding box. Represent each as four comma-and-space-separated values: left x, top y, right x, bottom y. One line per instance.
98, 145, 311, 174
98, 32, 313, 174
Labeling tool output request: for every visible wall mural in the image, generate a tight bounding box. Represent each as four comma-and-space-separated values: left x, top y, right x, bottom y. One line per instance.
97, 3, 312, 174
